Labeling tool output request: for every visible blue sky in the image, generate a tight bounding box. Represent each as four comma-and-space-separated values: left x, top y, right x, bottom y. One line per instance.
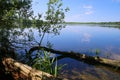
32, 0, 120, 22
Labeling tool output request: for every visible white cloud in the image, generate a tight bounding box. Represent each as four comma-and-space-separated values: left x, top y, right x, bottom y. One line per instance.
65, 5, 94, 22
85, 10, 93, 15
83, 5, 93, 9
83, 5, 94, 15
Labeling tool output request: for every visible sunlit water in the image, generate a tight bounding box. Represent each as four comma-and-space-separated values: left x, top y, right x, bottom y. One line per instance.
19, 24, 120, 80
40, 24, 120, 60
28, 24, 120, 80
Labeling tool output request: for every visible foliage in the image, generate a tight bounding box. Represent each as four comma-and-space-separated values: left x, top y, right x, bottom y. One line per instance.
31, 51, 65, 77
0, 0, 32, 27
0, 0, 34, 59
45, 0, 69, 34
30, 0, 70, 72
94, 49, 100, 59
95, 49, 100, 56
32, 0, 69, 46
0, 0, 69, 49
0, 0, 68, 77
65, 22, 120, 25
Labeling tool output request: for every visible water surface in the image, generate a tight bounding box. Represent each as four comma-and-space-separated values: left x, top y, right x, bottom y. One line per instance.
15, 24, 120, 80
41, 24, 120, 60
40, 24, 120, 80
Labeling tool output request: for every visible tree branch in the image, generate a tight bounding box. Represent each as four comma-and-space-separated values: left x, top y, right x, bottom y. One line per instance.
29, 46, 120, 69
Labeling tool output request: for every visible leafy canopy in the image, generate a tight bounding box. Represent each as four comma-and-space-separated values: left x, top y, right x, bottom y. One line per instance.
0, 0, 32, 27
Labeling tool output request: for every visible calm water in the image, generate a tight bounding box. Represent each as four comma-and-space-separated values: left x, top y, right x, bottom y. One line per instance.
16, 24, 120, 80
34, 24, 120, 80
40, 24, 120, 59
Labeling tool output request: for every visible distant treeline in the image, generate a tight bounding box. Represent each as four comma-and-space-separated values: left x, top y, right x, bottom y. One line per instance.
65, 22, 120, 25
5, 19, 120, 29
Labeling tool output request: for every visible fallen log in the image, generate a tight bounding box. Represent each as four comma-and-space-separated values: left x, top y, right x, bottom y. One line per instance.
2, 57, 67, 80
29, 46, 120, 69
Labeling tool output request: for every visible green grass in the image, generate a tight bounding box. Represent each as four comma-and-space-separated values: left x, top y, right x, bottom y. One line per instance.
31, 50, 66, 77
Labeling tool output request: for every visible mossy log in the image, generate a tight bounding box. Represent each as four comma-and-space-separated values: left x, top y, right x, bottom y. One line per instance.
29, 46, 120, 69
2, 58, 67, 80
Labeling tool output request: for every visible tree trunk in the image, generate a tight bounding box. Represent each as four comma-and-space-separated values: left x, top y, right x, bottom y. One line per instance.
2, 57, 67, 80
29, 46, 120, 69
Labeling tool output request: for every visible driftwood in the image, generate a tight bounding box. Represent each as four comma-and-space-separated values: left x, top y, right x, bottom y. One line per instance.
2, 58, 67, 80
29, 46, 120, 69
1, 46, 120, 80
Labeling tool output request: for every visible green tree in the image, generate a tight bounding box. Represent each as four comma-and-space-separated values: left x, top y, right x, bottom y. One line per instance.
26, 0, 69, 61
26, 0, 69, 76
0, 0, 33, 59
36, 0, 69, 46
0, 0, 68, 77
0, 0, 32, 27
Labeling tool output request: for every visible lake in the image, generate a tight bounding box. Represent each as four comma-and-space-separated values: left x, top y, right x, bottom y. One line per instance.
4, 24, 120, 80
40, 24, 120, 59
32, 24, 120, 80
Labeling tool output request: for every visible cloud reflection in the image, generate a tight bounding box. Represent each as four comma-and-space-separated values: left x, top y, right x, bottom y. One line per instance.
81, 33, 91, 42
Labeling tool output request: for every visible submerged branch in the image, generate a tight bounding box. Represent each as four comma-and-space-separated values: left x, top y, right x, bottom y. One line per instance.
29, 46, 120, 69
